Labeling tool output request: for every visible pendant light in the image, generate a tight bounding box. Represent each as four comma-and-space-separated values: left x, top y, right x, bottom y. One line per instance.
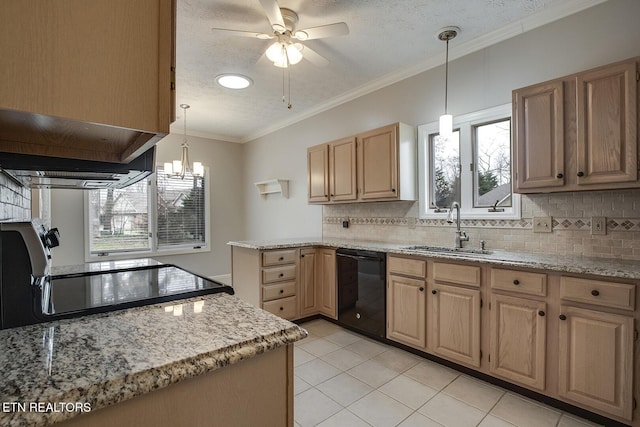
164, 104, 204, 179
437, 26, 459, 138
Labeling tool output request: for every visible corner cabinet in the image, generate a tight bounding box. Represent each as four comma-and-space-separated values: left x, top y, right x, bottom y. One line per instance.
307, 123, 416, 204
513, 57, 639, 193
0, 0, 176, 163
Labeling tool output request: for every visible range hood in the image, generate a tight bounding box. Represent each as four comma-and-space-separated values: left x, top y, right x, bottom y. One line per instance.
0, 147, 155, 189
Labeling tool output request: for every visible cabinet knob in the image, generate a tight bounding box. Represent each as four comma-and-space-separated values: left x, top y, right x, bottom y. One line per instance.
279, 307, 284, 311
301, 254, 305, 258
577, 171, 584, 177
280, 289, 284, 294
559, 314, 567, 320
419, 287, 425, 292
513, 279, 520, 285
392, 188, 396, 192
538, 310, 545, 317
278, 257, 284, 261
279, 273, 284, 278
330, 194, 334, 197
591, 289, 600, 297
556, 173, 564, 179
431, 289, 437, 295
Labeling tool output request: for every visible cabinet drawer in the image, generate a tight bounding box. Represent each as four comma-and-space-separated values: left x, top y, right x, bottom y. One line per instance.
491, 268, 547, 296
262, 265, 297, 284
263, 296, 297, 320
262, 249, 297, 266
388, 256, 426, 278
560, 276, 635, 311
262, 281, 296, 302
433, 262, 481, 287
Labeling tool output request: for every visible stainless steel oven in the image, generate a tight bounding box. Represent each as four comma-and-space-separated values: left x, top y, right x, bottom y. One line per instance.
336, 248, 386, 339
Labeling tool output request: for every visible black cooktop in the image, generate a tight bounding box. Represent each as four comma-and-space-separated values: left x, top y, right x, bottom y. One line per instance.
39, 265, 233, 320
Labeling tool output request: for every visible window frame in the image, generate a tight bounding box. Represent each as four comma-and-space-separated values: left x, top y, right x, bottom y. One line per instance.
418, 103, 520, 220
84, 167, 211, 262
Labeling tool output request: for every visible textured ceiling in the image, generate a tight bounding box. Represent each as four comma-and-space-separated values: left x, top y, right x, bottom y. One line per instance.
172, 0, 602, 142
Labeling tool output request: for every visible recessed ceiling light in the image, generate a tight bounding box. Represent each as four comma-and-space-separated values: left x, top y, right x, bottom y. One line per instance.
216, 74, 253, 89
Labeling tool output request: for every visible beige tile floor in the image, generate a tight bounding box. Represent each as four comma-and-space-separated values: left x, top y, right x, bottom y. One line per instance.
294, 319, 604, 427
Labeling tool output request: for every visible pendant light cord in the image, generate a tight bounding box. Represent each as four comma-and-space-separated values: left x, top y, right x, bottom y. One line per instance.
444, 38, 449, 115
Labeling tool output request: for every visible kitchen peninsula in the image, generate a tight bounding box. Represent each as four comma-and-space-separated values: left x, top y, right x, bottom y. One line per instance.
0, 292, 306, 427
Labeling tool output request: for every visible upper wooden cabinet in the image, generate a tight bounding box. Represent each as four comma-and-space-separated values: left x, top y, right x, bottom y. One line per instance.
0, 0, 176, 163
513, 57, 639, 193
307, 123, 416, 204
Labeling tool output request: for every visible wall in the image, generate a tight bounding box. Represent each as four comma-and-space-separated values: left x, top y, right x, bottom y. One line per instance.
49, 134, 245, 277
0, 172, 30, 220
242, 0, 640, 260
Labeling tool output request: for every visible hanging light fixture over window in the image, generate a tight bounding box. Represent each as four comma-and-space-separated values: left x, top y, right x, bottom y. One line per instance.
437, 26, 459, 139
265, 40, 303, 68
164, 104, 204, 179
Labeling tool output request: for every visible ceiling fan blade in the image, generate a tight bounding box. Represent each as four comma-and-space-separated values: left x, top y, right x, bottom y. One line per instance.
259, 0, 286, 32
211, 28, 273, 39
294, 22, 349, 40
299, 45, 329, 67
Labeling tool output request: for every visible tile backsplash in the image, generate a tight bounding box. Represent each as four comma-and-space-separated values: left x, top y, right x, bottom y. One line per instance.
323, 189, 640, 260
0, 172, 30, 220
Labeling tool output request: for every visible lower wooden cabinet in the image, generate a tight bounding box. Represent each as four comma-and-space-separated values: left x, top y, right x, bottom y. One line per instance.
387, 274, 426, 348
317, 248, 337, 319
299, 249, 318, 318
430, 284, 481, 367
558, 305, 634, 420
489, 294, 547, 391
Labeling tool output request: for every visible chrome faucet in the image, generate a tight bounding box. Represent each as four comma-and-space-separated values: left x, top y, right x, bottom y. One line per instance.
446, 201, 469, 248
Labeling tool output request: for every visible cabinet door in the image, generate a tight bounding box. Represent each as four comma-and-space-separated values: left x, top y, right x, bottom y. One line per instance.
558, 306, 633, 420
576, 60, 637, 185
387, 274, 426, 349
307, 144, 329, 203
357, 124, 398, 200
329, 137, 357, 202
299, 249, 317, 317
489, 294, 546, 390
513, 81, 565, 190
317, 248, 337, 319
430, 284, 481, 367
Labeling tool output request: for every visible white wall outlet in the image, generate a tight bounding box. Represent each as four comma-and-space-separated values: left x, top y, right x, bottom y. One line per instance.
533, 216, 553, 233
591, 216, 607, 235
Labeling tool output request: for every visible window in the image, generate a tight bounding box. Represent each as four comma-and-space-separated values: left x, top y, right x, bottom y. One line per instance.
418, 103, 520, 219
85, 166, 209, 260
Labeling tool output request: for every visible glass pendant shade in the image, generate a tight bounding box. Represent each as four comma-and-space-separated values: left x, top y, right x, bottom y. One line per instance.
439, 114, 453, 138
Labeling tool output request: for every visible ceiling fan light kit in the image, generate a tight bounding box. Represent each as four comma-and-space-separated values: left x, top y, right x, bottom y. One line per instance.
437, 26, 459, 139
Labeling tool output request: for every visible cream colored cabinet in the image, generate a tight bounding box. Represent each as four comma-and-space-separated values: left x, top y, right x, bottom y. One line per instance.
317, 248, 337, 319
0, 0, 176, 163
489, 267, 547, 391
307, 138, 357, 204
299, 249, 318, 317
307, 145, 330, 203
557, 276, 635, 421
430, 262, 481, 367
489, 293, 547, 391
387, 256, 427, 349
513, 57, 639, 193
307, 123, 416, 204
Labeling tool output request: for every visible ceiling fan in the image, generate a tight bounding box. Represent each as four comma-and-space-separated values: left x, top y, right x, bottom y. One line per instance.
211, 0, 349, 68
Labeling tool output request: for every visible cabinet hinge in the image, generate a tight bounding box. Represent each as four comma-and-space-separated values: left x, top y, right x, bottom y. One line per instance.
636, 70, 640, 82
480, 299, 483, 309
170, 66, 176, 90
635, 329, 639, 342
480, 350, 483, 360
489, 302, 491, 310
488, 354, 490, 363
634, 397, 637, 410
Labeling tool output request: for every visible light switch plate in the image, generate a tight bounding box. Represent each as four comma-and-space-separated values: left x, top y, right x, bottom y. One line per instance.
533, 216, 553, 233
591, 216, 607, 235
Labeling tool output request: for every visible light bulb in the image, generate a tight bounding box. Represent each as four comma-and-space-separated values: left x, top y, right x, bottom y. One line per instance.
286, 44, 303, 65
266, 42, 285, 64
193, 162, 204, 177
164, 162, 173, 175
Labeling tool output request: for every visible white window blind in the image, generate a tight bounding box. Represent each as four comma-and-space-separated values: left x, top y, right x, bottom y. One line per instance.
87, 181, 151, 255
156, 167, 206, 249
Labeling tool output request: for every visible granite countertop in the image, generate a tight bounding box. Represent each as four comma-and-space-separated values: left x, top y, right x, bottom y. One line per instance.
228, 238, 640, 280
50, 258, 164, 277
0, 293, 307, 427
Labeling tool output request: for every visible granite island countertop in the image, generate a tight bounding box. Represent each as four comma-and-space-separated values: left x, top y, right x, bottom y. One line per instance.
228, 238, 640, 280
0, 293, 307, 427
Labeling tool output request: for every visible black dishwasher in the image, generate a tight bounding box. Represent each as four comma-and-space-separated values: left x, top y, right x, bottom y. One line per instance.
336, 248, 386, 339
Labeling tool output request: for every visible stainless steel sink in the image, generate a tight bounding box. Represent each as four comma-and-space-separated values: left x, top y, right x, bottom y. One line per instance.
401, 245, 493, 256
